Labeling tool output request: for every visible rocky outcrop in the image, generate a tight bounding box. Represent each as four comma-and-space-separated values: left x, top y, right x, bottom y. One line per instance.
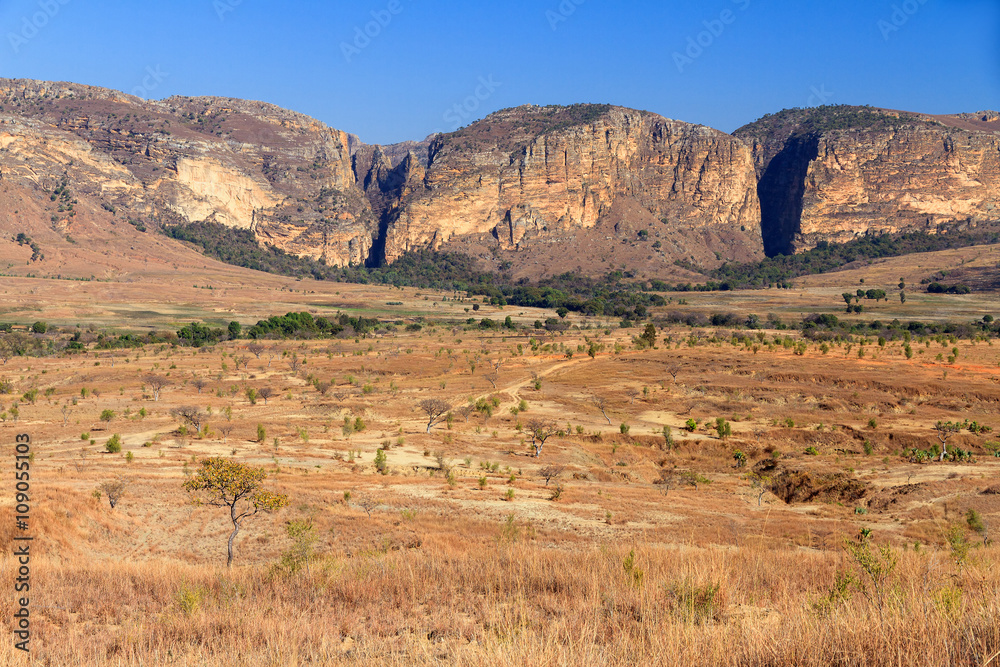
0, 78, 378, 267
359, 105, 763, 269
7, 80, 997, 278
736, 106, 1000, 255
0, 82, 764, 276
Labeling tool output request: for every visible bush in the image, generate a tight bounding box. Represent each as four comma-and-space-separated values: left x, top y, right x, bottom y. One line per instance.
665, 579, 723, 624
105, 434, 122, 453
31, 321, 47, 334
374, 448, 387, 474
100, 409, 115, 422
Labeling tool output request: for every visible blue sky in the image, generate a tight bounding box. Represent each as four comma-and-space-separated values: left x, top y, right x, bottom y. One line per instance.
0, 0, 997, 144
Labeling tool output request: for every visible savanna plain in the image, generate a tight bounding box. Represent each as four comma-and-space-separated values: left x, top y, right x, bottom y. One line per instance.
0, 243, 999, 667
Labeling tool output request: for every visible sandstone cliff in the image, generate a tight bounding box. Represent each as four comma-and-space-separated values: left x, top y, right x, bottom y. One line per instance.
0, 83, 764, 277
0, 78, 378, 268
735, 106, 1000, 255
357, 104, 763, 276
6, 80, 997, 281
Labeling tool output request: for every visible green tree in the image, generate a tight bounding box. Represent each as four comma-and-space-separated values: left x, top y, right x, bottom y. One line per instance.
183, 458, 288, 567
280, 518, 318, 574
638, 323, 656, 349
31, 321, 47, 334
934, 421, 962, 462
374, 448, 388, 474
227, 321, 242, 339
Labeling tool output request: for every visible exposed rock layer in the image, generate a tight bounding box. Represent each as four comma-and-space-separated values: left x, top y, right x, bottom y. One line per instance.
0, 82, 763, 276
736, 106, 1000, 255
361, 105, 763, 269
3, 83, 999, 277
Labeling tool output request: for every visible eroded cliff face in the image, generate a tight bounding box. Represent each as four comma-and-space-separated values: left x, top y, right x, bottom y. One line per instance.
736, 106, 1000, 255
1, 84, 762, 276
361, 105, 763, 269
0, 78, 378, 267
11, 82, 996, 280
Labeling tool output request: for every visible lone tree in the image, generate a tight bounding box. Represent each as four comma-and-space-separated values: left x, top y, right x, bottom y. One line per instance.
538, 465, 564, 486
258, 387, 274, 405
746, 471, 771, 506
171, 406, 206, 433
592, 395, 612, 425
246, 342, 265, 359
484, 370, 500, 389
144, 374, 170, 401
637, 323, 657, 349
418, 398, 451, 433
183, 458, 287, 567
934, 420, 963, 461
99, 476, 129, 509
527, 419, 558, 458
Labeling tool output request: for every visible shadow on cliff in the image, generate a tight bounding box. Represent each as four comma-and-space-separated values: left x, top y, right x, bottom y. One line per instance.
757, 134, 820, 257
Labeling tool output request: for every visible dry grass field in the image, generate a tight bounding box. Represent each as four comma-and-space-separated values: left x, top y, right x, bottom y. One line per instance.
0, 241, 998, 665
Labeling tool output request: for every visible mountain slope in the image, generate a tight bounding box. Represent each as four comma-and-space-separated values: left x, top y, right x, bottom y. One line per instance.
357, 104, 764, 277
735, 105, 1000, 256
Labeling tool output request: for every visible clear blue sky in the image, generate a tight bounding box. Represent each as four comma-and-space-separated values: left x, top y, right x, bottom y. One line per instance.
0, 0, 996, 144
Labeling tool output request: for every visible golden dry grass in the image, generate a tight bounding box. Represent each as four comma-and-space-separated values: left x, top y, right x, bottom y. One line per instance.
0, 246, 999, 664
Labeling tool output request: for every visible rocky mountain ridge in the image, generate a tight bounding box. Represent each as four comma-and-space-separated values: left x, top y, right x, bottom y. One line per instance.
735, 105, 1000, 255
0, 78, 997, 280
